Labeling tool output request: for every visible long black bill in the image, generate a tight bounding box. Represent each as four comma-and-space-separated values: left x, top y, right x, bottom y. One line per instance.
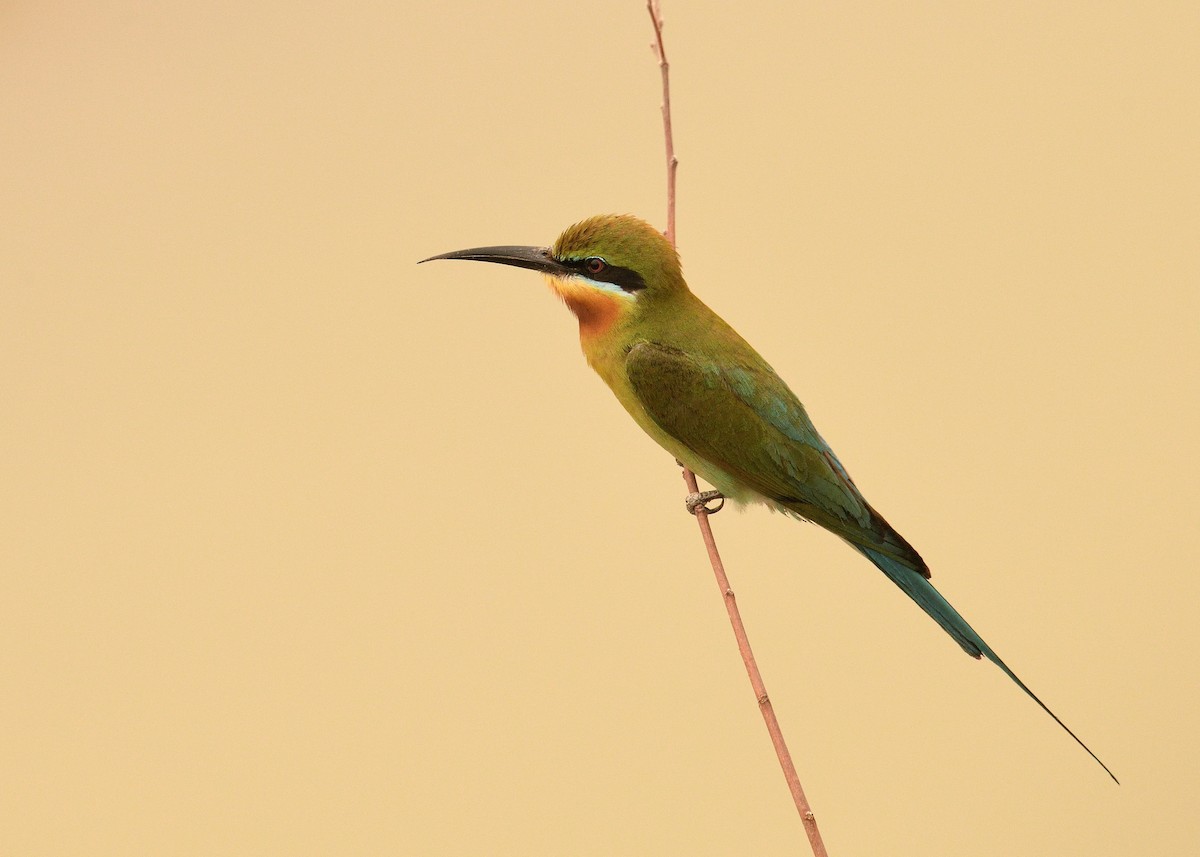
418, 245, 571, 276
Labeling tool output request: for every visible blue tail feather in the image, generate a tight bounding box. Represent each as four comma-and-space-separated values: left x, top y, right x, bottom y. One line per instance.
854, 545, 1118, 783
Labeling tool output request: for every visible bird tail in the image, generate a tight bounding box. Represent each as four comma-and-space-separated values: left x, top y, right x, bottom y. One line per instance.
852, 544, 1118, 783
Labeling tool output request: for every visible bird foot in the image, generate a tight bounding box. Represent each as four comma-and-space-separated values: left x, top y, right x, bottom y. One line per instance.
684, 490, 725, 515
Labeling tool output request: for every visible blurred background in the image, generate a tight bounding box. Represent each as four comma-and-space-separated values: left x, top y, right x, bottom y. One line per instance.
2, 2, 1197, 854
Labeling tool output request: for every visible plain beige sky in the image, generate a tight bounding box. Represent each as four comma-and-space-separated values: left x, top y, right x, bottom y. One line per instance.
2, 2, 1197, 854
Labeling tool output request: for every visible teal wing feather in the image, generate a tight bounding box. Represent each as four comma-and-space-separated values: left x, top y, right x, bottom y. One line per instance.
624, 342, 926, 573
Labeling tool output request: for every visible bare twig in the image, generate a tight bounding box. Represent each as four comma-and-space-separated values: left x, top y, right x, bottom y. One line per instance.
646, 4, 828, 855
646, 0, 677, 245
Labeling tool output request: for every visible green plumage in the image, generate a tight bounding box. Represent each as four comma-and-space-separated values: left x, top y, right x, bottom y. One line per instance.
625, 340, 926, 571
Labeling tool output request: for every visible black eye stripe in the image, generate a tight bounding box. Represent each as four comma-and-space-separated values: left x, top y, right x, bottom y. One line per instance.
562, 257, 646, 292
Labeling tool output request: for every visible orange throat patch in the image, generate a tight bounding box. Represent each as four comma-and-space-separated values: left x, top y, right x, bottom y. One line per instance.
545, 275, 630, 340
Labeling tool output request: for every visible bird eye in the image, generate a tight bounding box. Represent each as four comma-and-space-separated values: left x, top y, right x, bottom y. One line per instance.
585, 257, 607, 275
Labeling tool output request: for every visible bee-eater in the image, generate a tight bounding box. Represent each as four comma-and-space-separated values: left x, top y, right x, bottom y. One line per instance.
421, 214, 1116, 782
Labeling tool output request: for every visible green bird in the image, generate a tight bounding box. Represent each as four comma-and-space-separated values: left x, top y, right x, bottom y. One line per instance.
421, 213, 1116, 782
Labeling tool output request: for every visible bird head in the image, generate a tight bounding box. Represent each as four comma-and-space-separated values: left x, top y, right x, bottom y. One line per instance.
421, 214, 685, 335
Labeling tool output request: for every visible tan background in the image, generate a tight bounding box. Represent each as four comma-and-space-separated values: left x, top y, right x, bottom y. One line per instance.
3, 2, 1197, 854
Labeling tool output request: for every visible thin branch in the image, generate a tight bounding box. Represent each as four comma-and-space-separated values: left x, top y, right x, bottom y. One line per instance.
646, 4, 828, 855
646, 0, 677, 245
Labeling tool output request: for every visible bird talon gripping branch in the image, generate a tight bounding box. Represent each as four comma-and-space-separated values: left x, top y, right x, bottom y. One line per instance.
684, 490, 725, 515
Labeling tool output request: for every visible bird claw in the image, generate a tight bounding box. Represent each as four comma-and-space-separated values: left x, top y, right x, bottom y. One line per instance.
684, 490, 725, 515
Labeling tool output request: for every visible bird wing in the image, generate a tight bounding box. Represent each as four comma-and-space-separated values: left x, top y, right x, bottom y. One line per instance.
625, 341, 927, 572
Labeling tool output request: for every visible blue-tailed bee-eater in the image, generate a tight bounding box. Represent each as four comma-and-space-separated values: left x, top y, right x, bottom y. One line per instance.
422, 213, 1116, 782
